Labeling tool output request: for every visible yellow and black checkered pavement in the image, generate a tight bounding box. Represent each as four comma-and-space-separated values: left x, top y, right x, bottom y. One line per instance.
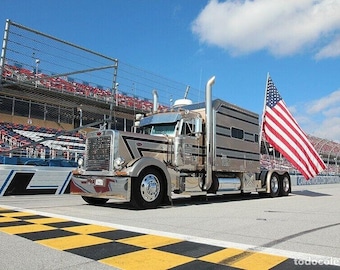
0, 207, 331, 270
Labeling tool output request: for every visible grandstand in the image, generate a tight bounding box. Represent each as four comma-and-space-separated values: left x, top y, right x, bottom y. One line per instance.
261, 136, 340, 176
0, 19, 200, 164
1, 19, 340, 176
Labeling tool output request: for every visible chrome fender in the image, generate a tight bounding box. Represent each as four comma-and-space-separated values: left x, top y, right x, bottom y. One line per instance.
124, 157, 172, 198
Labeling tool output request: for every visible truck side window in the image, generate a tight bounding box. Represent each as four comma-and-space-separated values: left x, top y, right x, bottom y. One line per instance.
231, 127, 244, 140
182, 122, 194, 136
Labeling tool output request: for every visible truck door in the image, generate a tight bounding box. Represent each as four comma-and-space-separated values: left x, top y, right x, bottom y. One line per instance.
176, 119, 203, 170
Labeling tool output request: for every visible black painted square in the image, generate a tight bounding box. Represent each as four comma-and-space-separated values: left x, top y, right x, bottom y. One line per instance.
17, 229, 76, 241
157, 241, 224, 258
0, 220, 31, 227
90, 229, 144, 240
169, 259, 237, 270
67, 241, 144, 260
46, 221, 87, 228
0, 209, 18, 214
19, 215, 48, 220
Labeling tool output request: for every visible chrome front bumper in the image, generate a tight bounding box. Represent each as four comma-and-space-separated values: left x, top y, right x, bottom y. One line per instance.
71, 174, 131, 201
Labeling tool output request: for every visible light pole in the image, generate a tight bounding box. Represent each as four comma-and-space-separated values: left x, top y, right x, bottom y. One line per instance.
108, 83, 119, 129
115, 82, 119, 107
35, 59, 40, 88
77, 106, 83, 127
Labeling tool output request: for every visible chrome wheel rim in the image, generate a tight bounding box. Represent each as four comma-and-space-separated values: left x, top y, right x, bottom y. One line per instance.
140, 174, 160, 202
282, 176, 290, 192
271, 175, 279, 194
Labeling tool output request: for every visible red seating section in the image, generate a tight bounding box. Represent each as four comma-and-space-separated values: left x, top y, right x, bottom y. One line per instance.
2, 64, 168, 112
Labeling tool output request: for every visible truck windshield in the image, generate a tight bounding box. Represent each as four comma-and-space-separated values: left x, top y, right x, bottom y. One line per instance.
145, 123, 177, 136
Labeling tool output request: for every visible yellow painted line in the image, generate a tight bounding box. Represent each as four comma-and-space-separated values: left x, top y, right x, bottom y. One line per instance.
100, 249, 194, 270
63, 224, 116, 234
231, 251, 287, 270
200, 247, 287, 269
0, 224, 56, 234
37, 234, 112, 250
0, 212, 36, 218
25, 217, 69, 224
200, 247, 247, 263
117, 234, 183, 249
0, 216, 20, 223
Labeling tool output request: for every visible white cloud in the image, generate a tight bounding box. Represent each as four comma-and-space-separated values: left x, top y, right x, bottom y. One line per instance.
315, 35, 340, 59
312, 117, 340, 141
192, 0, 340, 58
307, 89, 340, 114
293, 89, 340, 141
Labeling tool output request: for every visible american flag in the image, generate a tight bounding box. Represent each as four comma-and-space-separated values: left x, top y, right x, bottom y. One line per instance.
262, 75, 326, 180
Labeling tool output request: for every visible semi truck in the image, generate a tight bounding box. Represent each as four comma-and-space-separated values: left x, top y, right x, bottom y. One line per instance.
70, 76, 291, 209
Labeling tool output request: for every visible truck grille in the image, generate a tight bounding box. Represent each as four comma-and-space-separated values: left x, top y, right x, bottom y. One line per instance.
86, 135, 112, 171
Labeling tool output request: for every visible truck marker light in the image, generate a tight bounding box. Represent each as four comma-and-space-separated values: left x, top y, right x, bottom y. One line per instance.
116, 171, 128, 176
72, 168, 81, 175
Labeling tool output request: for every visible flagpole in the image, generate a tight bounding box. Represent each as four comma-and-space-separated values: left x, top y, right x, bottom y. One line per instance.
259, 72, 270, 150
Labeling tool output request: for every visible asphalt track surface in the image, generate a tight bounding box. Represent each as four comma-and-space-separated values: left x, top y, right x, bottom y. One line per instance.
0, 184, 339, 269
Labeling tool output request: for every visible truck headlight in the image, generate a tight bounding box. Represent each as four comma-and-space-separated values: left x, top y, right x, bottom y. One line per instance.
113, 157, 125, 170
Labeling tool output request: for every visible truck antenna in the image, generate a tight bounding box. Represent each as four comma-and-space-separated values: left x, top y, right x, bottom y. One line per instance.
184, 85, 190, 99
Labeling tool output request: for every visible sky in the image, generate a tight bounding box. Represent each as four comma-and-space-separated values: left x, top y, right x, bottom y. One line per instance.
2, 0, 340, 141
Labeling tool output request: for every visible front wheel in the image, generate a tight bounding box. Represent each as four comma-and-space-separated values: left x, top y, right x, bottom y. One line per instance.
82, 196, 109, 205
131, 168, 165, 209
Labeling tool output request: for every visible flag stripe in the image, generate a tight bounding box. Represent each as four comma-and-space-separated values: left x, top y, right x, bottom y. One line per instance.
264, 109, 315, 179
268, 101, 324, 175
262, 76, 326, 180
264, 112, 314, 179
264, 121, 313, 179
276, 101, 325, 167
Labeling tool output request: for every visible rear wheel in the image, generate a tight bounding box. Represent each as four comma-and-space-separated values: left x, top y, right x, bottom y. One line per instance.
131, 168, 164, 209
280, 173, 291, 196
81, 196, 109, 205
269, 173, 280, 197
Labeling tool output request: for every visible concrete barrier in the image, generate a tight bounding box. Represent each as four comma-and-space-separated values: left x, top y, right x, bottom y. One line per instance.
0, 165, 73, 196
290, 174, 340, 186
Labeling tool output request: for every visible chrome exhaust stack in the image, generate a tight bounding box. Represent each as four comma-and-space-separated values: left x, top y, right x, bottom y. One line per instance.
152, 89, 158, 113
204, 76, 215, 190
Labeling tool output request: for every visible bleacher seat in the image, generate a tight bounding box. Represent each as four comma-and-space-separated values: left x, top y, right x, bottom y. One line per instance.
2, 64, 167, 112
0, 122, 85, 159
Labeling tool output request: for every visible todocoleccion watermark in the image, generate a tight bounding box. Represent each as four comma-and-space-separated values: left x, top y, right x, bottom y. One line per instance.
294, 257, 340, 266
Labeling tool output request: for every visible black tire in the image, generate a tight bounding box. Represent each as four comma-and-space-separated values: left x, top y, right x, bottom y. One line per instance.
82, 196, 109, 205
131, 168, 165, 209
269, 172, 280, 197
280, 173, 291, 196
